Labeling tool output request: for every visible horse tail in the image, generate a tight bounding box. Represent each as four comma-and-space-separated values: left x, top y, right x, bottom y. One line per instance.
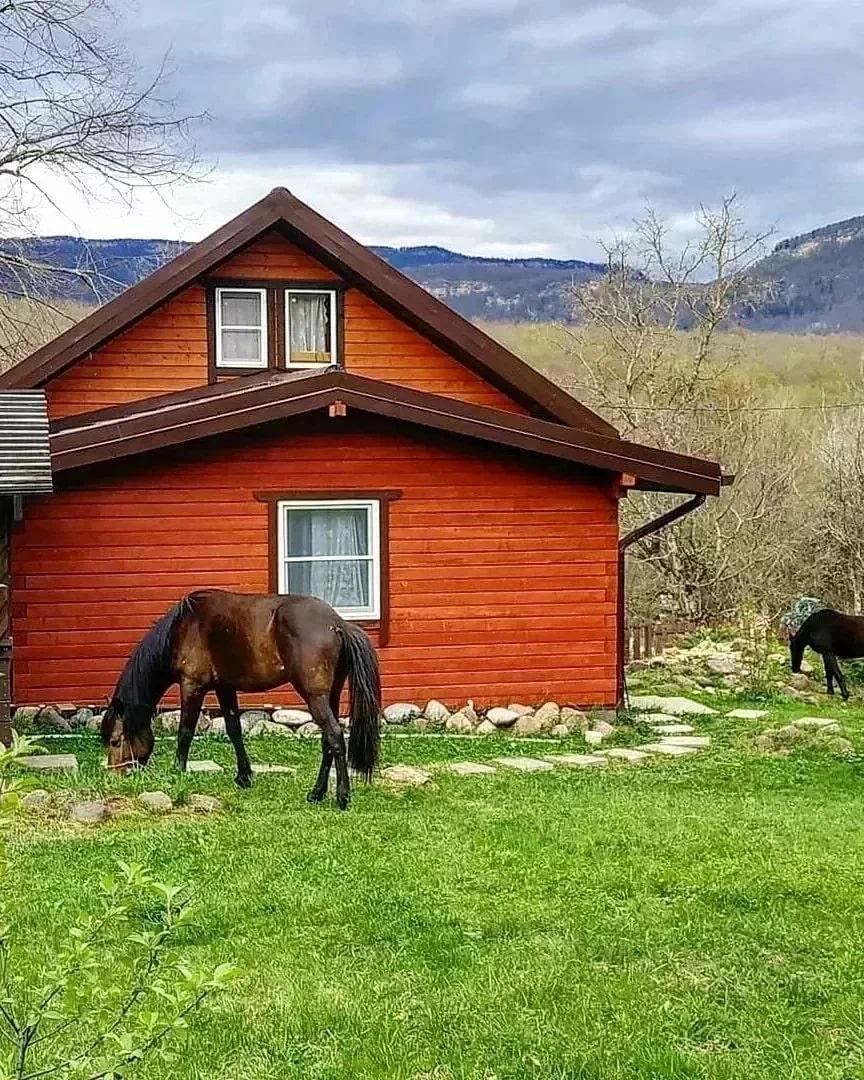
337, 623, 381, 781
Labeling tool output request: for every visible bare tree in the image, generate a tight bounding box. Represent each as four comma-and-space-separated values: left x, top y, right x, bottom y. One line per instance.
555, 196, 801, 621
0, 0, 202, 369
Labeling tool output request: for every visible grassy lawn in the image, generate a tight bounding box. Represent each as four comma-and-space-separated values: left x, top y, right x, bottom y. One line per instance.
7, 703, 864, 1080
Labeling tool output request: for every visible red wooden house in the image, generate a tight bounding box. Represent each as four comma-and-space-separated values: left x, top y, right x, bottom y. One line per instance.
0, 188, 724, 712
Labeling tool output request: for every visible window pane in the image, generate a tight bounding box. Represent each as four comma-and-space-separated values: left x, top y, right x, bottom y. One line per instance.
286, 507, 369, 558
221, 291, 261, 326
221, 328, 262, 362
289, 292, 331, 363
286, 559, 370, 609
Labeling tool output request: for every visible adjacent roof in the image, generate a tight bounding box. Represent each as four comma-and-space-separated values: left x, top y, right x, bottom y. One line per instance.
50, 369, 724, 496
0, 188, 616, 437
0, 390, 52, 494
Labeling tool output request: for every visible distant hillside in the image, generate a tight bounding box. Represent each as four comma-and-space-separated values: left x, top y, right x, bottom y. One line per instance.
748, 216, 864, 332
4, 221, 864, 331
0, 236, 604, 321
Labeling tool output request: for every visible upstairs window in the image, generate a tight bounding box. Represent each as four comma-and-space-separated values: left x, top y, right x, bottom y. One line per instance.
277, 499, 380, 619
286, 289, 336, 367
215, 287, 268, 369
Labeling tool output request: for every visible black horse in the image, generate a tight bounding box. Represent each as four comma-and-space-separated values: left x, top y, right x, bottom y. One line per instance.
101, 589, 381, 809
790, 608, 864, 700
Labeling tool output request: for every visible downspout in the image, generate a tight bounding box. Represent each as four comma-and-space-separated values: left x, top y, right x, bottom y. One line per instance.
616, 492, 709, 709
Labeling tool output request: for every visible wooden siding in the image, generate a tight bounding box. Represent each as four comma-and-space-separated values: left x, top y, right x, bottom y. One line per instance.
46, 286, 208, 419
11, 418, 618, 708
45, 231, 529, 419
345, 291, 527, 413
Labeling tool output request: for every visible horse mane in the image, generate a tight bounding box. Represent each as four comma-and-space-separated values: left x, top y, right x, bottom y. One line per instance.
111, 595, 196, 716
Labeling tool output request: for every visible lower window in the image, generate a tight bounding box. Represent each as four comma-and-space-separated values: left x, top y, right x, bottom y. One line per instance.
277, 499, 380, 619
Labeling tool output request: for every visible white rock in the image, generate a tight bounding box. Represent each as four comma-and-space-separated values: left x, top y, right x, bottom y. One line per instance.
272, 708, 313, 727
189, 794, 221, 813
652, 723, 695, 735
240, 710, 270, 732
630, 695, 717, 716
660, 735, 711, 747
461, 702, 478, 724
533, 702, 561, 727
445, 711, 473, 735
447, 761, 497, 775
486, 707, 520, 728
560, 707, 589, 730
591, 719, 615, 736
209, 716, 226, 735
641, 742, 700, 757
186, 759, 223, 773
138, 791, 173, 812
583, 730, 607, 746
549, 724, 570, 738
21, 789, 50, 808
297, 722, 321, 739
381, 765, 431, 785
384, 703, 421, 724
19, 754, 78, 772
543, 753, 607, 768
600, 748, 648, 762
70, 801, 107, 824
793, 716, 840, 730
494, 756, 554, 772
727, 709, 769, 720
507, 703, 535, 717
423, 700, 450, 723
476, 719, 497, 736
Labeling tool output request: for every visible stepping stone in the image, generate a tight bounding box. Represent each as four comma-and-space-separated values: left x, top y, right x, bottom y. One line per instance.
494, 756, 554, 773
186, 760, 223, 773
138, 791, 173, 812
644, 713, 683, 725
381, 765, 432, 785
21, 789, 50, 808
727, 709, 769, 720
447, 761, 497, 776
652, 723, 695, 735
641, 742, 700, 757
19, 753, 78, 772
250, 763, 295, 774
70, 800, 107, 824
543, 754, 607, 768
660, 735, 711, 748
793, 717, 839, 730
596, 747, 648, 763
630, 695, 717, 716
189, 794, 221, 813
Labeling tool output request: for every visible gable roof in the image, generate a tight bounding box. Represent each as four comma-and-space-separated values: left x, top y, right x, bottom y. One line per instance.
0, 390, 52, 494
0, 188, 616, 436
49, 368, 724, 496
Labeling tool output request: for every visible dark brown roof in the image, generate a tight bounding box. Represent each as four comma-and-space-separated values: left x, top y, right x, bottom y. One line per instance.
50, 369, 724, 495
0, 188, 616, 436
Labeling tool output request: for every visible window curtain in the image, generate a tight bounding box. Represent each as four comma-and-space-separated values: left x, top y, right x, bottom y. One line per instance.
285, 508, 368, 608
289, 293, 330, 361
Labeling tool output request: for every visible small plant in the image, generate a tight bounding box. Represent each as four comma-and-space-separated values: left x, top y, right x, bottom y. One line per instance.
738, 605, 776, 698
0, 735, 238, 1080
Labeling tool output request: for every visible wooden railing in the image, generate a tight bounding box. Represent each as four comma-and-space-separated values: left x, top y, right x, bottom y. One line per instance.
625, 619, 697, 662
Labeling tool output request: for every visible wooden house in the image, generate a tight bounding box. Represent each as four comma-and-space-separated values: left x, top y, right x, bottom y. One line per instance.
0, 189, 724, 711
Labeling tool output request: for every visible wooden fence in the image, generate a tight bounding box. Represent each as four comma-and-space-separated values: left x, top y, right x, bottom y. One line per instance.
624, 619, 697, 662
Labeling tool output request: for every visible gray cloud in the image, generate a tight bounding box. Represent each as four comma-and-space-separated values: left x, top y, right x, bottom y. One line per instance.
113, 0, 864, 257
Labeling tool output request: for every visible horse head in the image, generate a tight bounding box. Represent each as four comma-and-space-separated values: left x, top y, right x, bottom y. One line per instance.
101, 699, 155, 770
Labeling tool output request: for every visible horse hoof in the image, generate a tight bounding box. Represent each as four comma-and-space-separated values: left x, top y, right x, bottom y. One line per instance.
236, 772, 252, 789
336, 794, 350, 811
306, 789, 326, 804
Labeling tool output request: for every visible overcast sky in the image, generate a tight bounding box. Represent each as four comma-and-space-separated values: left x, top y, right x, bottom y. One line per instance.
32, 0, 864, 260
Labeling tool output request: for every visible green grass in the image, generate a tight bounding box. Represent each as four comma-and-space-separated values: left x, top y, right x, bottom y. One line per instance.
8, 713, 864, 1080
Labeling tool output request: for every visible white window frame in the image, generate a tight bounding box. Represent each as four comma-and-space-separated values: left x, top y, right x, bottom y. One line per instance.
285, 288, 337, 368
277, 498, 380, 620
215, 287, 268, 369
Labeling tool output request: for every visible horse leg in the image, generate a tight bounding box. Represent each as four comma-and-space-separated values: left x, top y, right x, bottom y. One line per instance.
825, 655, 835, 695
308, 692, 350, 810
175, 683, 205, 772
306, 665, 347, 805
828, 654, 850, 700
307, 736, 333, 804
216, 685, 252, 789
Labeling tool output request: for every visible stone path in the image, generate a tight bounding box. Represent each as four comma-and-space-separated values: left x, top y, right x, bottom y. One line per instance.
19, 754, 78, 772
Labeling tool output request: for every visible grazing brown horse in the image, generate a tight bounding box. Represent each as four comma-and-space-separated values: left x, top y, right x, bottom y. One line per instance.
790, 608, 864, 700
101, 589, 381, 809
